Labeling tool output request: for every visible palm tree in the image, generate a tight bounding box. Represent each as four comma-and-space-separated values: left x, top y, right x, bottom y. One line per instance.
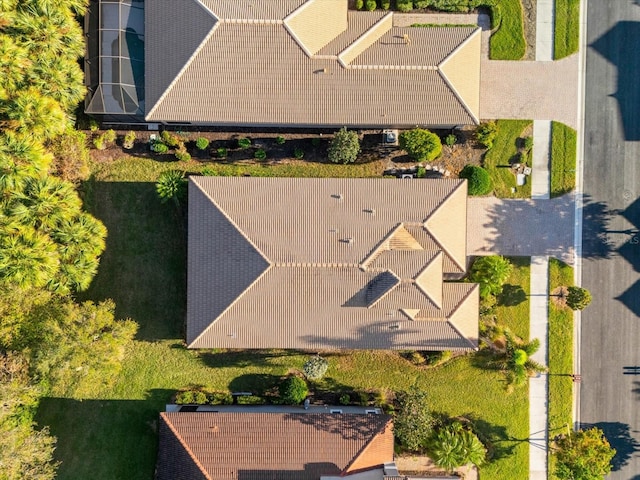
428, 422, 486, 473
156, 170, 187, 206
0, 223, 59, 290
494, 329, 546, 388
1, 88, 68, 140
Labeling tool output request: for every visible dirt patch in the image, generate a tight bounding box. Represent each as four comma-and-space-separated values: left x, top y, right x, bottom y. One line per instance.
551, 286, 569, 308
521, 0, 537, 60
396, 455, 477, 479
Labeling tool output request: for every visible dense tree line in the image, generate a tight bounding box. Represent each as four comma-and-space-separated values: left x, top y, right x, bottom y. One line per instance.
0, 2, 136, 478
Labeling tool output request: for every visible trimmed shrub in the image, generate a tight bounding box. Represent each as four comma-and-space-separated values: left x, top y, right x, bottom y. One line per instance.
237, 137, 251, 149
396, 0, 413, 12
278, 376, 308, 404
424, 350, 452, 366
399, 128, 442, 162
328, 127, 360, 164
339, 394, 351, 405
445, 133, 457, 146
161, 130, 180, 147
476, 121, 499, 149
459, 165, 492, 196
355, 0, 364, 9
217, 147, 228, 158
566, 286, 592, 311
123, 131, 136, 150
103, 129, 117, 144
303, 355, 329, 380
254, 148, 267, 160
469, 256, 513, 299
151, 142, 168, 154
156, 170, 186, 204
200, 166, 218, 176
365, 0, 377, 10
294, 148, 305, 159
175, 150, 191, 162
195, 137, 209, 150
380, 0, 391, 9
208, 391, 233, 405
275, 135, 286, 145
92, 135, 106, 150
175, 390, 208, 405
416, 165, 427, 178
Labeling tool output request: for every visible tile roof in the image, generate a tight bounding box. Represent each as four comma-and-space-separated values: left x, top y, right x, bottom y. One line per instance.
156, 412, 393, 480
145, 0, 481, 127
187, 177, 478, 351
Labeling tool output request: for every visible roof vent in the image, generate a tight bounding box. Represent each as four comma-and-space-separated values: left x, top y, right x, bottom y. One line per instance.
341, 237, 354, 246
364, 208, 376, 215
331, 193, 344, 200
389, 324, 400, 330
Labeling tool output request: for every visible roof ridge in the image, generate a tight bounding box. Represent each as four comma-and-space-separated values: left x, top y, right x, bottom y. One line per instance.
360, 223, 402, 270
349, 64, 439, 70
274, 262, 360, 268
445, 283, 480, 350
422, 180, 468, 271
146, 6, 220, 119
338, 12, 394, 67
414, 251, 443, 309
222, 18, 283, 24
343, 417, 394, 474
438, 27, 481, 124
160, 413, 213, 480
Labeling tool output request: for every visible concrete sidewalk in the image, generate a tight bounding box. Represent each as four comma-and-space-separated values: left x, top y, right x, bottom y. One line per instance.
532, 120, 552, 199
529, 256, 550, 480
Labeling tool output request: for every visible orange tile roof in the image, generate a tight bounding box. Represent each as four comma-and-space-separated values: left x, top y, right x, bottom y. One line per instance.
156, 412, 394, 480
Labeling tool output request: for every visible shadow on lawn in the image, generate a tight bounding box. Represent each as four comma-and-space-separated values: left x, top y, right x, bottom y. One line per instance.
78, 181, 186, 341
35, 389, 173, 480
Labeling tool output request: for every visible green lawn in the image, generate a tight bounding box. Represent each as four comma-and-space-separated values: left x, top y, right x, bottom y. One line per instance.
554, 0, 580, 59
550, 121, 577, 198
483, 120, 533, 198
490, 0, 527, 60
547, 258, 574, 479
36, 158, 530, 480
496, 257, 531, 340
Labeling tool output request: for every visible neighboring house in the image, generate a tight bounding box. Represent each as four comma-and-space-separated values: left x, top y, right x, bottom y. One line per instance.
156, 409, 395, 480
85, 0, 481, 127
187, 177, 479, 351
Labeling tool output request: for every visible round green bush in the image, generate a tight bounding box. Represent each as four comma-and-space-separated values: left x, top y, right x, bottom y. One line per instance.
459, 165, 492, 196
365, 0, 376, 10
354, 0, 364, 9
476, 121, 499, 149
175, 150, 191, 162
294, 148, 305, 159
275, 135, 286, 145
151, 142, 169, 154
196, 137, 209, 150
303, 355, 329, 380
217, 147, 227, 158
566, 286, 592, 311
278, 376, 308, 404
254, 148, 267, 160
328, 127, 360, 164
399, 128, 442, 162
237, 137, 251, 149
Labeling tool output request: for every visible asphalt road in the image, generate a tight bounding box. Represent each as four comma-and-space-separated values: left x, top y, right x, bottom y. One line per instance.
581, 1, 640, 478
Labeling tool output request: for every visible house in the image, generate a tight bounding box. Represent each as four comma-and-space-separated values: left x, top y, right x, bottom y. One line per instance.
156, 408, 395, 480
187, 176, 479, 351
84, 0, 481, 128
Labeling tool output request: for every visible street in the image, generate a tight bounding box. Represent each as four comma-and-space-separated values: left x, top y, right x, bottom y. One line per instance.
581, 1, 640, 478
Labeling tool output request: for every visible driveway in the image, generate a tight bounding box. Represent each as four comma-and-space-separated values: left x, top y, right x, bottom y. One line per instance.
467, 195, 575, 264
480, 55, 580, 128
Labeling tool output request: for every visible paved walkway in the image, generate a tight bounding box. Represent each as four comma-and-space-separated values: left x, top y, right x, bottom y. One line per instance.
529, 256, 550, 480
467, 196, 575, 265
536, 0, 555, 60
532, 120, 552, 199
480, 55, 579, 129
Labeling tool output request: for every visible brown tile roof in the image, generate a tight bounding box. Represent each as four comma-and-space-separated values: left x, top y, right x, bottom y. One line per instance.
187, 177, 478, 351
156, 412, 393, 480
145, 1, 481, 127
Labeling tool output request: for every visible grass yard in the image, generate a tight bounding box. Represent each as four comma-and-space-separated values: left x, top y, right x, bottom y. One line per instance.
550, 121, 577, 198
496, 257, 531, 340
547, 258, 574, 479
37, 158, 530, 480
554, 0, 580, 59
483, 120, 533, 198
490, 0, 527, 60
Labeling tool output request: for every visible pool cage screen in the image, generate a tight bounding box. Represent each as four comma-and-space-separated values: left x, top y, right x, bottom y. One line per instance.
85, 0, 145, 117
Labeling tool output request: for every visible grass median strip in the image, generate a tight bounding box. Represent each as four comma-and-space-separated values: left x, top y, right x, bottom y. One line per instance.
550, 121, 577, 197
554, 0, 580, 59
489, 0, 527, 60
547, 258, 574, 479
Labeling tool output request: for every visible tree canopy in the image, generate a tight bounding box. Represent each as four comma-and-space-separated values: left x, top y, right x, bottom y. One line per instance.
554, 428, 616, 480
328, 127, 360, 164
394, 387, 434, 452
459, 165, 493, 196
469, 256, 513, 299
399, 128, 442, 162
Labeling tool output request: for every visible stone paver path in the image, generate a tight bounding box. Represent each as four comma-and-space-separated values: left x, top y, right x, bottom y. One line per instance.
467, 196, 575, 264
532, 120, 552, 199
529, 256, 550, 480
480, 55, 579, 128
